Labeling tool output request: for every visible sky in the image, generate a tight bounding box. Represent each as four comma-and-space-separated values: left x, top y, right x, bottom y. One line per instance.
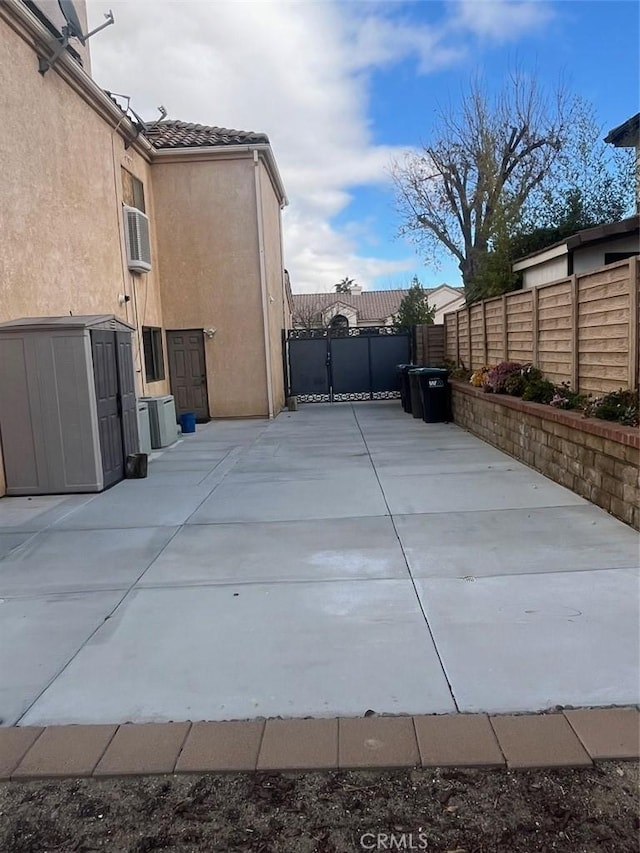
86, 0, 639, 294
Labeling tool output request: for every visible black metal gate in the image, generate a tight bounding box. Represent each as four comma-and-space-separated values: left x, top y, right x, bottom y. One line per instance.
286, 327, 410, 402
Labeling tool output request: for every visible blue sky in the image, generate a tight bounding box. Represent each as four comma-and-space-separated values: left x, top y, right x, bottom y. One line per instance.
88, 0, 639, 293
335, 0, 640, 289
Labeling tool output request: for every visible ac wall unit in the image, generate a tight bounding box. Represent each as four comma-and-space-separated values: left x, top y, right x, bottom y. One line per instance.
123, 205, 152, 273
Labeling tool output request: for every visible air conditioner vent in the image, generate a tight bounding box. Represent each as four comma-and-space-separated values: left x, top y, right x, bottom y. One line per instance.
123, 205, 152, 273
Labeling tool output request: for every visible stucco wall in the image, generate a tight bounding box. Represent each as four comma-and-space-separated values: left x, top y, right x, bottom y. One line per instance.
258, 160, 287, 413
0, 17, 168, 495
151, 156, 269, 418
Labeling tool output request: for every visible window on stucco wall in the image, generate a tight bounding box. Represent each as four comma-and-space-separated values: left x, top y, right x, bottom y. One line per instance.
122, 168, 146, 212
142, 327, 165, 382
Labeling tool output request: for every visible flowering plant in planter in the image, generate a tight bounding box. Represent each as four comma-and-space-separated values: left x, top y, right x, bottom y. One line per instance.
470, 365, 492, 387
549, 382, 589, 411
484, 361, 523, 393
584, 389, 639, 427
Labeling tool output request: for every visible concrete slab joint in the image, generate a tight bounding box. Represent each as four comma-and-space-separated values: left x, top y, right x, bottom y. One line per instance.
0, 403, 637, 774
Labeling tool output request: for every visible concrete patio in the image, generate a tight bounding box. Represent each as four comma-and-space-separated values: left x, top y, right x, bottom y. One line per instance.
0, 401, 638, 728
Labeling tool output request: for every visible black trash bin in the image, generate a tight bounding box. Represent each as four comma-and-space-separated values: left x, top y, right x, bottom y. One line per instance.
408, 369, 428, 419
396, 364, 417, 412
417, 368, 451, 423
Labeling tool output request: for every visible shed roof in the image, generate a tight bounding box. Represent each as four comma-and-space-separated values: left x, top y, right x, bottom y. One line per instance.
0, 315, 135, 332
604, 113, 640, 147
513, 214, 639, 266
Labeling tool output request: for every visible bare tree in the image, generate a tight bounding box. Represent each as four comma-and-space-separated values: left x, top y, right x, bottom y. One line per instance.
292, 296, 329, 330
392, 73, 569, 300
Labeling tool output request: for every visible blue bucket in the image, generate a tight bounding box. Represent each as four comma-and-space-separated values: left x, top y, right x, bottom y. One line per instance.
180, 412, 197, 434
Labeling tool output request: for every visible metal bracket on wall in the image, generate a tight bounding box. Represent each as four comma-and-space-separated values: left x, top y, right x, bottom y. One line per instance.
38, 9, 114, 76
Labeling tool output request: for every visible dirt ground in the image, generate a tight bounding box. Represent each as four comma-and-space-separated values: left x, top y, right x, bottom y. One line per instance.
0, 763, 638, 853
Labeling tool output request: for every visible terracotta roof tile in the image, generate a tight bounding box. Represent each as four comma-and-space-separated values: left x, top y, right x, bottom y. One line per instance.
292, 286, 462, 324
144, 120, 269, 149
292, 290, 408, 323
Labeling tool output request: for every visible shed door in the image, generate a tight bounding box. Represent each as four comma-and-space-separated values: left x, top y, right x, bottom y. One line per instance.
91, 331, 124, 487
115, 331, 139, 458
166, 330, 209, 420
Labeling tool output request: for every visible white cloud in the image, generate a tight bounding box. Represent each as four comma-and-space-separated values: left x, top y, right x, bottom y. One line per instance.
87, 0, 552, 294
452, 0, 554, 42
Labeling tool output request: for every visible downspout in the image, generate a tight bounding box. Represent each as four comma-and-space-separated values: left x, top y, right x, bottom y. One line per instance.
254, 150, 274, 418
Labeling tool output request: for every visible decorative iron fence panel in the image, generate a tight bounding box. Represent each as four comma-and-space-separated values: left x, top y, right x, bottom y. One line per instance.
286, 327, 410, 402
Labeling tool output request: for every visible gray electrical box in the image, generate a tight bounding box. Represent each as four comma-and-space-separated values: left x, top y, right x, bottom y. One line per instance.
0, 315, 139, 495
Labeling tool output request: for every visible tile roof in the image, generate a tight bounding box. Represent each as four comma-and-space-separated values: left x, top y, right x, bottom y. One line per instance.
292, 289, 408, 323
292, 285, 464, 324
143, 120, 269, 149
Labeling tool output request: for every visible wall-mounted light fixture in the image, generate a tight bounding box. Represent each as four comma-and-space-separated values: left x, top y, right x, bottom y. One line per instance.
118, 294, 131, 305
203, 327, 217, 338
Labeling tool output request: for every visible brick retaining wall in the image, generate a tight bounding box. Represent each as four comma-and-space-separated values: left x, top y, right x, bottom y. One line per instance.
451, 380, 639, 530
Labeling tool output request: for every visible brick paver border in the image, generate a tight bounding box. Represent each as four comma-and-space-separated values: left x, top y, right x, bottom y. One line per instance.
1, 708, 638, 781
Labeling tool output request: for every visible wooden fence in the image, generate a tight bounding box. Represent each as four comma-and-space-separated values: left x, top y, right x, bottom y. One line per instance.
415, 324, 445, 366
443, 258, 639, 395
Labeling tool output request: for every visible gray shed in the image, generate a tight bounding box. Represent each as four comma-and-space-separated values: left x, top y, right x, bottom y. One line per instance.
0, 315, 139, 495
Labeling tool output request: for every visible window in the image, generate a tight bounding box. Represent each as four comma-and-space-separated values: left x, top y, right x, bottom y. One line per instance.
330, 314, 349, 330
142, 327, 165, 382
604, 251, 638, 265
122, 168, 146, 212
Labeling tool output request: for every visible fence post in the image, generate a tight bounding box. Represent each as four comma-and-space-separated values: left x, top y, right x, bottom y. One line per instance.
467, 307, 472, 369
443, 317, 447, 365
531, 287, 539, 368
481, 300, 487, 365
570, 274, 579, 391
629, 256, 639, 391
502, 295, 508, 361
455, 311, 460, 366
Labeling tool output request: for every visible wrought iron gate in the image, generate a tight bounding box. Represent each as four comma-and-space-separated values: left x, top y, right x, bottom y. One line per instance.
285, 327, 410, 402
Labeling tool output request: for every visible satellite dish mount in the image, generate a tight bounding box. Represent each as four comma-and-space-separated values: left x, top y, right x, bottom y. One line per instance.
38, 0, 115, 75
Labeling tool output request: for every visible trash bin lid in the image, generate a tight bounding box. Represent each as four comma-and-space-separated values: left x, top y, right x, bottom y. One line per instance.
413, 367, 449, 375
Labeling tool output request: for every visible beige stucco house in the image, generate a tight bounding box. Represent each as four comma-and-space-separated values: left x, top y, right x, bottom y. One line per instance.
292, 284, 464, 330
0, 0, 290, 497
513, 216, 639, 288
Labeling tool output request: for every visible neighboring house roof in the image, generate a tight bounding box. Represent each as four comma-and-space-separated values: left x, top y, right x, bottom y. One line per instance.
143, 120, 270, 149
293, 290, 407, 323
513, 214, 640, 269
604, 113, 640, 147
292, 285, 464, 323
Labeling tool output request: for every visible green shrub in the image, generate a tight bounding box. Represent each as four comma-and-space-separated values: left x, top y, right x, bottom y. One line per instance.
522, 378, 556, 404
521, 365, 543, 384
504, 373, 527, 396
549, 382, 590, 411
585, 389, 639, 427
